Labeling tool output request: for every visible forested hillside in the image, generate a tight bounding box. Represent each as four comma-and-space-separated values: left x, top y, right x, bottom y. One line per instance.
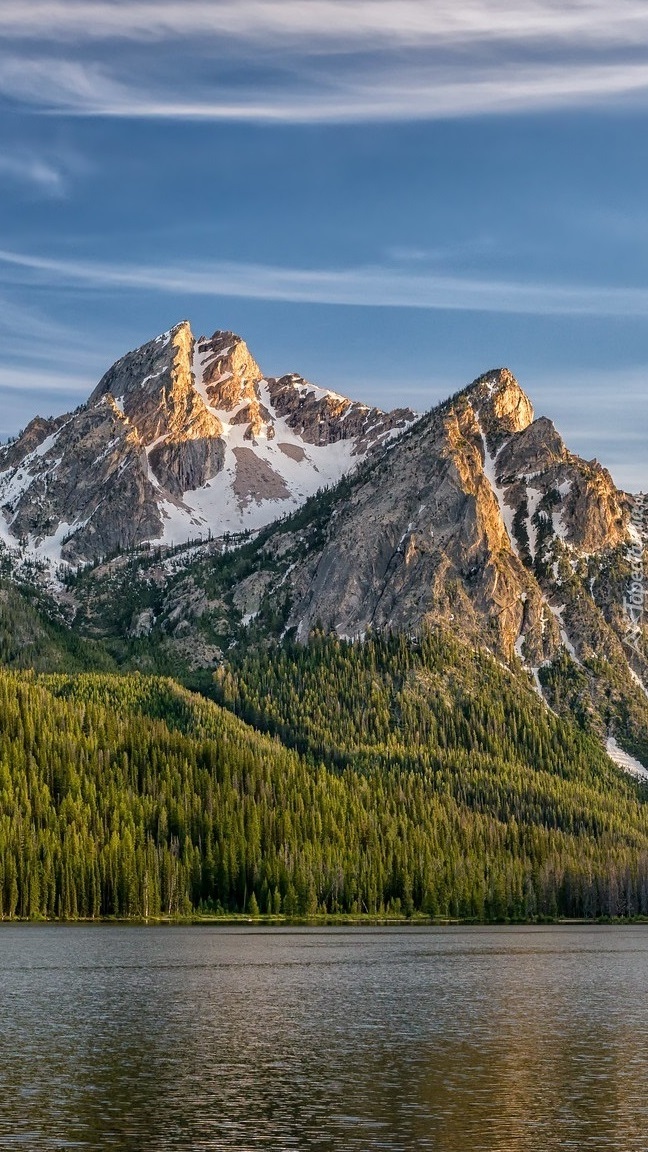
1, 630, 648, 922
214, 631, 622, 779
0, 581, 116, 673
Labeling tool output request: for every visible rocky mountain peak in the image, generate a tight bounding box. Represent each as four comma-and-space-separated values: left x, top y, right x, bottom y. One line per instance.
221, 360, 637, 683
463, 368, 535, 449
89, 320, 219, 446
196, 330, 263, 411
0, 320, 417, 565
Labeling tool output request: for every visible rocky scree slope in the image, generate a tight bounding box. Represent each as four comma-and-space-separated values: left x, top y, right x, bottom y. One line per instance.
0, 321, 415, 565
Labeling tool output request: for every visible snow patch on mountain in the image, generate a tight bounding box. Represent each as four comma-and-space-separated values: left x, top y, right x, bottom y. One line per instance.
142, 340, 366, 547
479, 428, 521, 560
526, 487, 543, 561
629, 669, 648, 699
606, 737, 648, 781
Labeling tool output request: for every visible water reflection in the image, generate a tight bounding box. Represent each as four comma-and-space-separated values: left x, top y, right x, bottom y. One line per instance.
0, 926, 648, 1149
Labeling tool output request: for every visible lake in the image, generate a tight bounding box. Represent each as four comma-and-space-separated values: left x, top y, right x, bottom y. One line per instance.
0, 925, 647, 1149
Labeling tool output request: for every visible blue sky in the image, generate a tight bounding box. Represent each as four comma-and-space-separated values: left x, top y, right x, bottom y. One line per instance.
1, 0, 647, 488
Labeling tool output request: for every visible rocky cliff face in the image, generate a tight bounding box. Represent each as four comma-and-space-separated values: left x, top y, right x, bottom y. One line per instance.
0, 321, 416, 564
217, 366, 642, 769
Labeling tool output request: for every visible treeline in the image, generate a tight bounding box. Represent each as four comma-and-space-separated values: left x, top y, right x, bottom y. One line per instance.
0, 629, 647, 920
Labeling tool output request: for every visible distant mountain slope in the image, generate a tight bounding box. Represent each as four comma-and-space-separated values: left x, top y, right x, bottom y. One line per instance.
0, 322, 415, 565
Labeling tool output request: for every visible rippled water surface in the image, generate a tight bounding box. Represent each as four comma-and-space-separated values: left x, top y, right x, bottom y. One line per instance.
1, 925, 648, 1149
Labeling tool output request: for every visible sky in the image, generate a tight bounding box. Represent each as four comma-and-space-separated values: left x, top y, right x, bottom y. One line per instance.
1, 0, 647, 490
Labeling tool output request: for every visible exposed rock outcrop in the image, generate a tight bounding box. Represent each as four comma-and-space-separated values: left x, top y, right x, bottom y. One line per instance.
265, 373, 413, 451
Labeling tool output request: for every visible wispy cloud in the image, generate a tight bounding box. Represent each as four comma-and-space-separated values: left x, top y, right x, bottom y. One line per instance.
0, 141, 90, 198
3, 2, 648, 121
0, 150, 66, 194
1, 1, 648, 51
1, 247, 648, 317
0, 315, 113, 435
6, 55, 648, 122
0, 365, 90, 397
0, 291, 116, 414
531, 368, 648, 406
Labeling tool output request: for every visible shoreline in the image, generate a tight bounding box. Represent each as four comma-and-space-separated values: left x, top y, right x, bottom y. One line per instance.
2, 913, 648, 927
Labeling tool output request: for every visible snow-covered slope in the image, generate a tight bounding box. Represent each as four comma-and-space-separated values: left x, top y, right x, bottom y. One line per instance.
0, 322, 416, 566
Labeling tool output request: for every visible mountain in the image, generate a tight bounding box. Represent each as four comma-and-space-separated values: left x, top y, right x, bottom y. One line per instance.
224, 367, 645, 770
0, 323, 645, 779
0, 322, 415, 566
0, 326, 647, 922
248, 368, 630, 654
61, 362, 648, 777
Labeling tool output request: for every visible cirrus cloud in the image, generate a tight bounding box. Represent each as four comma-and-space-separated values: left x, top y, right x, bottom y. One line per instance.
1, 246, 647, 317
0, 1, 647, 52
3, 1, 648, 121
